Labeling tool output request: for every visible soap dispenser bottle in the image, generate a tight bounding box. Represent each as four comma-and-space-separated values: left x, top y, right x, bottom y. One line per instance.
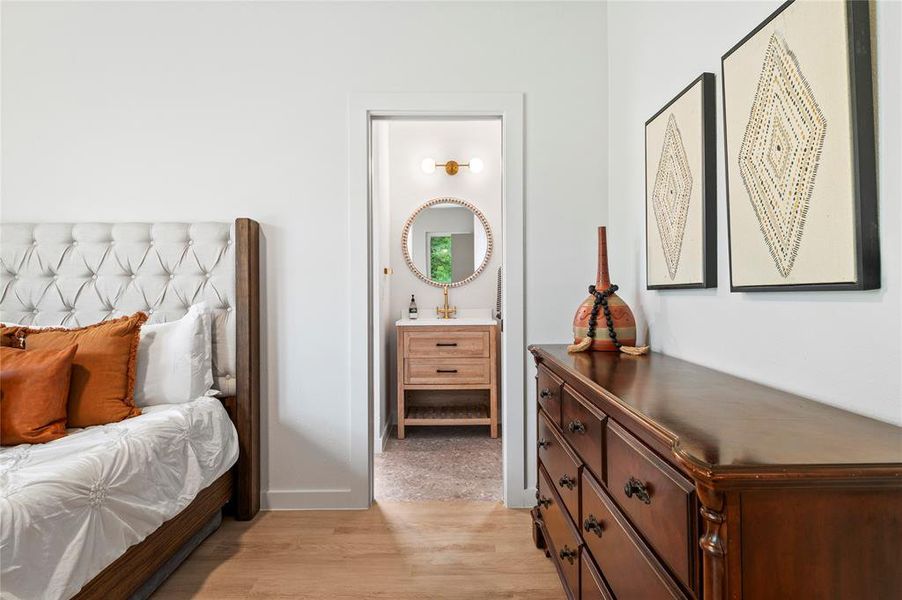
408, 295, 418, 320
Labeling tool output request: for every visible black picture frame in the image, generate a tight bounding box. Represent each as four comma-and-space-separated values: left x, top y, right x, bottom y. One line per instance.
721, 0, 879, 292
645, 72, 717, 290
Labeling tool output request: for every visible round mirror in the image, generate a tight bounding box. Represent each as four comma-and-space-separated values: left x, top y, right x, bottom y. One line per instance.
401, 197, 493, 287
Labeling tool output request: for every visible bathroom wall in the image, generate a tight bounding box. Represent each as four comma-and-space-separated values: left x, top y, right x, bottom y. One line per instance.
375, 118, 503, 431
372, 120, 394, 451
386, 119, 503, 321
606, 0, 902, 424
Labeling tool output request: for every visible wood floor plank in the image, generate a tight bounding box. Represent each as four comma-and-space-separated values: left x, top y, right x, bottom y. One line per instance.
152, 502, 562, 599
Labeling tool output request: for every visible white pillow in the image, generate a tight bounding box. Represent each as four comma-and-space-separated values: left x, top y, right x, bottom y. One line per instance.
134, 303, 216, 406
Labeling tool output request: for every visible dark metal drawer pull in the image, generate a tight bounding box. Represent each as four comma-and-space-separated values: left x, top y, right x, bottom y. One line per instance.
536, 495, 552, 509
435, 342, 458, 347
436, 369, 458, 373
583, 514, 603, 537
559, 546, 577, 564
567, 419, 587, 434
537, 438, 551, 450
558, 475, 576, 490
624, 477, 652, 504
539, 388, 553, 399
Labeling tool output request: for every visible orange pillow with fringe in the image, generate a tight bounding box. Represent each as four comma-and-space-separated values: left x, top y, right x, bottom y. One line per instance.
20, 313, 147, 427
1, 325, 25, 348
1, 345, 78, 445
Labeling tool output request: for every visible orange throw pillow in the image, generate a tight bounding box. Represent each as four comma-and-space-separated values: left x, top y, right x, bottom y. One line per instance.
21, 313, 147, 428
1, 325, 25, 348
1, 345, 78, 445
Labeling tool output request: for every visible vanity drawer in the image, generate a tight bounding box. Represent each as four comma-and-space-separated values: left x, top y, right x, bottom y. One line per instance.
581, 552, 615, 600
606, 420, 695, 590
536, 365, 564, 425
404, 331, 489, 358
537, 466, 580, 600
561, 385, 606, 481
404, 358, 490, 385
581, 470, 686, 599
538, 410, 581, 524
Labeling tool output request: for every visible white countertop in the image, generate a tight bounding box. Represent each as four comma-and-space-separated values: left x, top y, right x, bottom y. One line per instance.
396, 308, 497, 327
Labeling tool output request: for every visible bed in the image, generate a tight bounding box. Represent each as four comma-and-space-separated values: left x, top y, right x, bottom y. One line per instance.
0, 219, 260, 600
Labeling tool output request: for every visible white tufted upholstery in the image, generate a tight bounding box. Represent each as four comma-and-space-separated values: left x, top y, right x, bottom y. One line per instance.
0, 223, 237, 396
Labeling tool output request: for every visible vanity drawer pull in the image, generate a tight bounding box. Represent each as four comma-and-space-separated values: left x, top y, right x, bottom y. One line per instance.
567, 419, 587, 434
558, 475, 576, 490
537, 495, 552, 509
558, 546, 578, 564
539, 388, 553, 399
436, 369, 459, 373
435, 342, 458, 347
624, 477, 652, 504
537, 438, 551, 449
583, 514, 603, 537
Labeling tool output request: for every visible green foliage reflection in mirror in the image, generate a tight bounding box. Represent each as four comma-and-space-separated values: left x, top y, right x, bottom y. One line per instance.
430, 235, 452, 284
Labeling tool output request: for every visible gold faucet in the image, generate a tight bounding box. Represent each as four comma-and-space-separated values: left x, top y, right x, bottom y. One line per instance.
436, 285, 457, 319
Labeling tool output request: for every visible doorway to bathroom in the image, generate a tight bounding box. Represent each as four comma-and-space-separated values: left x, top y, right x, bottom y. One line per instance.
371, 117, 503, 502
348, 93, 526, 508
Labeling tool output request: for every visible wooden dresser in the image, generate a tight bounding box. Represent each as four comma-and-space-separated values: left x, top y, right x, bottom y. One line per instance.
529, 345, 902, 600
397, 323, 498, 438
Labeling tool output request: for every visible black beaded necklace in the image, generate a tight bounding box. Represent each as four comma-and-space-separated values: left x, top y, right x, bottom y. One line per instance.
584, 283, 621, 349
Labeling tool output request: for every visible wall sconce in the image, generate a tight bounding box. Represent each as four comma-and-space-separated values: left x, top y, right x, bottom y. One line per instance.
421, 157, 484, 176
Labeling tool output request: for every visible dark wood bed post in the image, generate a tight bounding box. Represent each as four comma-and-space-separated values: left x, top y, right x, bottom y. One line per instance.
235, 218, 261, 520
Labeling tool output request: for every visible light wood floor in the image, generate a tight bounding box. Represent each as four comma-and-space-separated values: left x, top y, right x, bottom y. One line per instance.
152, 501, 564, 599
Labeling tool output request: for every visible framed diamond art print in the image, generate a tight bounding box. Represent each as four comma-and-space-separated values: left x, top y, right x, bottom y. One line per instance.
722, 0, 879, 292
645, 73, 717, 289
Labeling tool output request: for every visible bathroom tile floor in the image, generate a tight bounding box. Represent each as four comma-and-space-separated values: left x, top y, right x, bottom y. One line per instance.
374, 426, 502, 502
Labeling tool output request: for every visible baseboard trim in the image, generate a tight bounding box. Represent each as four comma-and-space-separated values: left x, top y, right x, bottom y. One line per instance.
506, 487, 537, 509
380, 421, 391, 453
263, 489, 366, 510
373, 420, 392, 455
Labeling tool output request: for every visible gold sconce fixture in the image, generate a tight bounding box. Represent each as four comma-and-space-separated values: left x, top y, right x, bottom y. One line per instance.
421, 157, 484, 176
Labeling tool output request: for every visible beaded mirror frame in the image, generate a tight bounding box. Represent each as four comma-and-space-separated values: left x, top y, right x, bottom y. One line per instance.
400, 197, 494, 288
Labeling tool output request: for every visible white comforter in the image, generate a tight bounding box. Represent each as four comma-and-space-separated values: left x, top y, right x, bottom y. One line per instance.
0, 398, 238, 600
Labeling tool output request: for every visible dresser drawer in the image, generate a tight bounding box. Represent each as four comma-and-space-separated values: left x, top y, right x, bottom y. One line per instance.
404, 358, 490, 385
536, 365, 564, 425
581, 470, 686, 599
606, 421, 695, 590
561, 385, 606, 481
537, 466, 580, 600
404, 330, 489, 358
538, 410, 581, 524
581, 553, 614, 600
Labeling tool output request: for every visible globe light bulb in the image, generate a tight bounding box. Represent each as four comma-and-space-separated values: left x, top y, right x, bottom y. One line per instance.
421, 158, 436, 174
469, 157, 484, 174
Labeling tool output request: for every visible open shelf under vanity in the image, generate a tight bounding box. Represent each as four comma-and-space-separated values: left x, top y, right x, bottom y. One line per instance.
403, 392, 492, 427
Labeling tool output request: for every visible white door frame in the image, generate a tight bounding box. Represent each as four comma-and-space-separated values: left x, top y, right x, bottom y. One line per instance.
348, 92, 528, 508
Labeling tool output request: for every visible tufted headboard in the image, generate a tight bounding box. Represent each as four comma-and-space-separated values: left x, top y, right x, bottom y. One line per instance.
0, 218, 260, 519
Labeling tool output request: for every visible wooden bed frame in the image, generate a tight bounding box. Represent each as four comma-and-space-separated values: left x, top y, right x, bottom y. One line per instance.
73, 218, 261, 600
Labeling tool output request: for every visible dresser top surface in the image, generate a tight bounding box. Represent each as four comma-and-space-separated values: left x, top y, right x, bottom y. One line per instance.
531, 345, 902, 471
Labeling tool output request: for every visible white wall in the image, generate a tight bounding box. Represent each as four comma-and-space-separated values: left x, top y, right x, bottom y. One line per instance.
386, 119, 502, 321
371, 120, 393, 451
1, 1, 609, 507
607, 0, 902, 425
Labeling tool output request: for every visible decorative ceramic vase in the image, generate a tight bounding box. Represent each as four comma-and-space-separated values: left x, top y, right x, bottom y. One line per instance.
572, 227, 637, 351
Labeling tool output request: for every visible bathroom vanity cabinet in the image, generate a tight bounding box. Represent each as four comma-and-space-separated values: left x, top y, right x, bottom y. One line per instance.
396, 320, 499, 439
